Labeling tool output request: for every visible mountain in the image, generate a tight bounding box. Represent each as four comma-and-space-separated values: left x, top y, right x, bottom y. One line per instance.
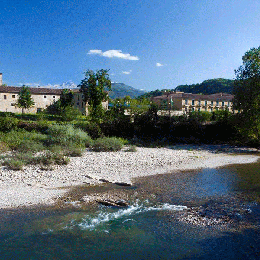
108, 83, 146, 99
140, 78, 235, 99
175, 78, 234, 95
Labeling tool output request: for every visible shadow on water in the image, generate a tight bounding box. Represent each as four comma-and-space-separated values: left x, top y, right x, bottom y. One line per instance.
0, 161, 260, 259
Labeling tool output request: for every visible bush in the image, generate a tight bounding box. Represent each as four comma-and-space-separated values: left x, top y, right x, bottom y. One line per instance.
92, 137, 124, 152
61, 106, 82, 121
16, 139, 45, 153
47, 124, 92, 147
3, 159, 24, 171
74, 121, 103, 139
125, 145, 137, 152
0, 117, 19, 132
0, 142, 9, 152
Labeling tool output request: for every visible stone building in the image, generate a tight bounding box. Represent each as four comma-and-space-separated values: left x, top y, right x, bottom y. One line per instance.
152, 92, 234, 114
0, 85, 108, 115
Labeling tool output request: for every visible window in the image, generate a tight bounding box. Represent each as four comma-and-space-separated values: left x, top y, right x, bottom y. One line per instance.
228, 101, 230, 107
192, 100, 195, 105
211, 101, 213, 106
82, 102, 83, 107
205, 100, 207, 106
44, 95, 46, 98
216, 101, 219, 106
12, 95, 15, 98
198, 100, 201, 106
53, 96, 55, 99
4, 95, 6, 99
222, 101, 224, 106
185, 99, 188, 105
11, 103, 15, 106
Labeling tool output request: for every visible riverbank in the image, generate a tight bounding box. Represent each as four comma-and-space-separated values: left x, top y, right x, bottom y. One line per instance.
0, 144, 259, 209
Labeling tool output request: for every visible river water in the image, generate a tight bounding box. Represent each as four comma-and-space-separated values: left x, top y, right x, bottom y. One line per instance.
0, 162, 260, 259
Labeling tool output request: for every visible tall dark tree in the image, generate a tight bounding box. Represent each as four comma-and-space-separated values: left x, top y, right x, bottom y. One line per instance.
233, 46, 260, 138
78, 69, 111, 121
16, 85, 35, 114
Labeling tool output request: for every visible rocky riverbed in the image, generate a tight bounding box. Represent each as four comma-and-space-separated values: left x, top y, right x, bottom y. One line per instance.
0, 144, 259, 209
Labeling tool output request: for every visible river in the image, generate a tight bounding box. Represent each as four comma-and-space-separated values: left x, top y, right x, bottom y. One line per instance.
0, 161, 259, 259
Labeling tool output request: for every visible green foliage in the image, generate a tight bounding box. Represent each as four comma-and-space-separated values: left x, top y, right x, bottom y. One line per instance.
46, 124, 92, 147
74, 121, 103, 139
175, 78, 234, 95
3, 159, 24, 170
0, 116, 19, 132
16, 139, 45, 153
188, 111, 212, 123
233, 46, 260, 139
16, 85, 35, 113
91, 137, 124, 152
60, 89, 74, 107
0, 141, 9, 152
78, 69, 111, 121
125, 145, 137, 152
61, 106, 82, 121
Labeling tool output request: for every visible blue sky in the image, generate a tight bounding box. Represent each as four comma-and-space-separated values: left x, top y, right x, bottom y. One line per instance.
1, 0, 260, 91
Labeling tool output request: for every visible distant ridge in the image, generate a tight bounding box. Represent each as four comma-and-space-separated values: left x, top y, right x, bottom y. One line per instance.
108, 83, 146, 99
175, 78, 234, 95
140, 78, 234, 99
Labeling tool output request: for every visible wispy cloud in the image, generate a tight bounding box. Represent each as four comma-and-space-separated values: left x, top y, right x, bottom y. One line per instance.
122, 70, 132, 75
88, 49, 139, 61
156, 62, 164, 67
18, 82, 40, 87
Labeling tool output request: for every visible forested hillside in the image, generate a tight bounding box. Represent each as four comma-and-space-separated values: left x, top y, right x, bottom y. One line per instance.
140, 78, 234, 98
175, 78, 234, 94
107, 83, 146, 99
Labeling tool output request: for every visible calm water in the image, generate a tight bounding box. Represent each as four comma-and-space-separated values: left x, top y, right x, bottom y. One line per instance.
0, 162, 260, 259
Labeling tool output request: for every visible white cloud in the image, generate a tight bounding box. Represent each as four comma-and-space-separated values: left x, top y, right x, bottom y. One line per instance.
88, 49, 139, 61
88, 50, 102, 55
156, 63, 164, 67
122, 70, 132, 75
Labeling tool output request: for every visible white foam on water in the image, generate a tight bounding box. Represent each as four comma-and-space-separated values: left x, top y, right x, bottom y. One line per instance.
70, 201, 188, 231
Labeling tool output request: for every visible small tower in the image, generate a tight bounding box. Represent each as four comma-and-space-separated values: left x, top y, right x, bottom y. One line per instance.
0, 73, 2, 86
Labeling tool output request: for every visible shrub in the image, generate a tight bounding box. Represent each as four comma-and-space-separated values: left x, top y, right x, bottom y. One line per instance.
33, 152, 70, 166
61, 106, 82, 121
91, 137, 124, 152
64, 146, 83, 157
3, 159, 24, 171
0, 117, 19, 132
0, 142, 9, 152
16, 139, 45, 153
47, 124, 92, 147
74, 121, 103, 139
125, 145, 137, 152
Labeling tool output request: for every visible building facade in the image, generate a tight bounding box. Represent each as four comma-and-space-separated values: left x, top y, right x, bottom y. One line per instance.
0, 85, 108, 115
152, 92, 234, 114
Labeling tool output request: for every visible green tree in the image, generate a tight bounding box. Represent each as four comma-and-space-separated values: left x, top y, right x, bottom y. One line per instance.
60, 89, 74, 108
78, 69, 111, 121
233, 46, 260, 138
16, 85, 35, 114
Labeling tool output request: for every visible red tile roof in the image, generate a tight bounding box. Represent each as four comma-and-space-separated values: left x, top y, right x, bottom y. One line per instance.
0, 86, 80, 95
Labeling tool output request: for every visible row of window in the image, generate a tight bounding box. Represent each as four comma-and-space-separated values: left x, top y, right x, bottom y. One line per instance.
185, 100, 231, 107
1, 94, 56, 99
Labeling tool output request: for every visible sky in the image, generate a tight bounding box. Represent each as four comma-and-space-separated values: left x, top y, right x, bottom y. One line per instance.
1, 0, 260, 91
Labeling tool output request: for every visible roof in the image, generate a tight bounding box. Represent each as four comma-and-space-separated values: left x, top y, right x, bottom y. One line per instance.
0, 86, 80, 95
152, 92, 234, 101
